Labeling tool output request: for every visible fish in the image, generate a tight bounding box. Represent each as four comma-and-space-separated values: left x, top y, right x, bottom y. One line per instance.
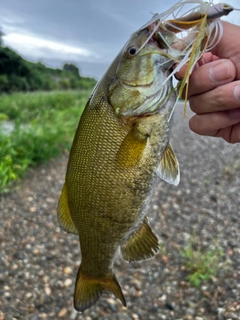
57, 0, 235, 312
58, 19, 179, 313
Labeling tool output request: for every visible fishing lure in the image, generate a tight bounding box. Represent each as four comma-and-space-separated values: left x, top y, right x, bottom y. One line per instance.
137, 0, 239, 117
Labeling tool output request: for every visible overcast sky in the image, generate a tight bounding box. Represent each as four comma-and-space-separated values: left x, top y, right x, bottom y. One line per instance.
1, 0, 240, 79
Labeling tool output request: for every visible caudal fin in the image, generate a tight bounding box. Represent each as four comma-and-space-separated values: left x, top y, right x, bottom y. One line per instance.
74, 268, 126, 312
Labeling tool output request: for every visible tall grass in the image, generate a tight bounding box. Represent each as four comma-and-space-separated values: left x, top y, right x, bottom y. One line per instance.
0, 90, 91, 192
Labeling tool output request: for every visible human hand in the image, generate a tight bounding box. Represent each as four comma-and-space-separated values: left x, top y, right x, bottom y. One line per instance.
177, 21, 240, 143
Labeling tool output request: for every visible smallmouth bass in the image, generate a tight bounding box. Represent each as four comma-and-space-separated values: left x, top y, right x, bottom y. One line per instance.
57, 0, 230, 312
58, 26, 179, 312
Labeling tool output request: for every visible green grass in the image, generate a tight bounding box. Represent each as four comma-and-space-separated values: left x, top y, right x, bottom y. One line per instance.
181, 239, 225, 287
0, 90, 91, 193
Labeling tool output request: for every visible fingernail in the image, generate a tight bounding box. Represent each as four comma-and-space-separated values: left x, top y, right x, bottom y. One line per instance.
234, 85, 240, 101
209, 60, 232, 83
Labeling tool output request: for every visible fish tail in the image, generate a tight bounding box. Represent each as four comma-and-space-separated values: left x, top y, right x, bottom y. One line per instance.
74, 267, 126, 312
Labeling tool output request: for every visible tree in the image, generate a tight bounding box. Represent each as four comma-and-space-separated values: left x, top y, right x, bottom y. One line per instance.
63, 63, 80, 77
0, 28, 5, 46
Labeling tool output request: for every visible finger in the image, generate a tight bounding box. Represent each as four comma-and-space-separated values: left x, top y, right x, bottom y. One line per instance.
216, 123, 240, 144
188, 59, 236, 97
189, 82, 240, 114
212, 21, 240, 80
174, 52, 219, 80
197, 52, 220, 66
189, 108, 240, 138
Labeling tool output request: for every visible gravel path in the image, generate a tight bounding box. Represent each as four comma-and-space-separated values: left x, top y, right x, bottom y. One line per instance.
0, 104, 240, 320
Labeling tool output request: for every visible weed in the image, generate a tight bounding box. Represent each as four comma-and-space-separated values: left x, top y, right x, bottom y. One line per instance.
0, 90, 92, 193
181, 239, 225, 287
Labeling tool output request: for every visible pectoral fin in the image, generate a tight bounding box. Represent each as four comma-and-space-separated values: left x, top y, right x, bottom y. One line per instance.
157, 143, 180, 186
121, 218, 159, 262
57, 183, 78, 234
116, 126, 147, 168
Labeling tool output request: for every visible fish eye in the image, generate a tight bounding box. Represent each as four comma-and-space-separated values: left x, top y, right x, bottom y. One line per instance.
125, 45, 138, 58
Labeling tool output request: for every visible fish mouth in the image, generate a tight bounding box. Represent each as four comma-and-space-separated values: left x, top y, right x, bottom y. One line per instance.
121, 79, 154, 89
119, 79, 171, 117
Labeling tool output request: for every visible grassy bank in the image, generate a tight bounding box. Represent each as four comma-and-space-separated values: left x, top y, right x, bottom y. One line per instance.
0, 90, 90, 192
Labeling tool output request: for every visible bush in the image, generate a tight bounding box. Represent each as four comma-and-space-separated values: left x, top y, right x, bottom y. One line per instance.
0, 90, 91, 192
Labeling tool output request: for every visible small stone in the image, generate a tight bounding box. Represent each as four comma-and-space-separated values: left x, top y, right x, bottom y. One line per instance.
4, 292, 11, 299
64, 279, 73, 287
26, 292, 32, 299
161, 255, 168, 263
43, 275, 49, 283
158, 294, 167, 302
0, 311, 4, 320
44, 286, 51, 295
165, 302, 174, 311
217, 308, 225, 314
186, 308, 195, 316
11, 264, 18, 270
58, 308, 68, 317
63, 267, 73, 275
70, 309, 78, 320
29, 207, 37, 213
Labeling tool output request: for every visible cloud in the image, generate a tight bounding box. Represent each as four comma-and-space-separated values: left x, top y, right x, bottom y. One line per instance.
3, 33, 96, 60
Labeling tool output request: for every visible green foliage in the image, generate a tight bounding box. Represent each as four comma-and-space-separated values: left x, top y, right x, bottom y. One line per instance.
0, 130, 30, 192
0, 90, 91, 193
181, 239, 225, 287
63, 63, 80, 77
0, 46, 97, 93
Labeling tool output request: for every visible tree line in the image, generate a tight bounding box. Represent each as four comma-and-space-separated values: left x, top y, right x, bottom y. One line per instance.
0, 46, 97, 93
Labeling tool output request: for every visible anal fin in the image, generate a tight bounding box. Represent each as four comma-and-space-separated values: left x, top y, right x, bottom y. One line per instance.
121, 218, 159, 262
57, 183, 78, 234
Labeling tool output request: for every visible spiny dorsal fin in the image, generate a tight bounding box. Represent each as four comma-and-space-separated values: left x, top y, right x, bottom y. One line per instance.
57, 183, 78, 234
121, 218, 159, 262
157, 143, 180, 186
74, 268, 126, 312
